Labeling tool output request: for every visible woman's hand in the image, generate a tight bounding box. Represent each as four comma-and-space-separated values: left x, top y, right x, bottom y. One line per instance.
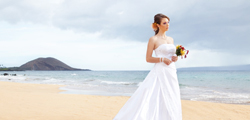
163, 58, 172, 65
171, 56, 178, 62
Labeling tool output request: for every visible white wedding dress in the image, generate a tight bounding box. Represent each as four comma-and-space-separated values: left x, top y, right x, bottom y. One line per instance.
113, 44, 182, 120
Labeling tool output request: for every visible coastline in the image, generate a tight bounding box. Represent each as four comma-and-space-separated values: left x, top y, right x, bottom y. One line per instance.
1, 70, 250, 105
0, 81, 250, 120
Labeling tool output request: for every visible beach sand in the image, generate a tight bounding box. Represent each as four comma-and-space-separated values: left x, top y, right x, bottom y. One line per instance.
0, 81, 250, 120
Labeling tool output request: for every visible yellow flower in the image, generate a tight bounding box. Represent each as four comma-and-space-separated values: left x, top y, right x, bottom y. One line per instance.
181, 50, 185, 55
176, 45, 180, 49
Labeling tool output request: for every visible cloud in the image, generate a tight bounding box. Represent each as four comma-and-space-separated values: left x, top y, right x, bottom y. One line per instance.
0, 22, 152, 70
0, 0, 250, 70
1, 0, 249, 51
168, 1, 250, 54
0, 0, 197, 37
175, 49, 250, 68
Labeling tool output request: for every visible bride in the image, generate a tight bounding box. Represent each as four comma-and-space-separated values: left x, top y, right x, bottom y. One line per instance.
113, 13, 182, 120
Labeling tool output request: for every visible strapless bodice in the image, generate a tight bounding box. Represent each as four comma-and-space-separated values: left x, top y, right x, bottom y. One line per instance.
154, 44, 176, 60
113, 43, 182, 120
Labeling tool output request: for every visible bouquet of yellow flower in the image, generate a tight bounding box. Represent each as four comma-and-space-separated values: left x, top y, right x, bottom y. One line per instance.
176, 45, 189, 59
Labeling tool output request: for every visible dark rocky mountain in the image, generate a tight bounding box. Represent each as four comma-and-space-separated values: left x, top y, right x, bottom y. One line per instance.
19, 57, 90, 71
177, 64, 250, 71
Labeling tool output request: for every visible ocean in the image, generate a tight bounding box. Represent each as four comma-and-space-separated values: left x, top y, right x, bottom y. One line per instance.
0, 70, 250, 105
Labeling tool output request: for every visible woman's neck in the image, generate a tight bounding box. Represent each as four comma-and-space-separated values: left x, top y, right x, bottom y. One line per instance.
156, 29, 167, 39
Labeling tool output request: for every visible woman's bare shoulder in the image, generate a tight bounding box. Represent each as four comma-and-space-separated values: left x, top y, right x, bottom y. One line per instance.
148, 36, 157, 43
167, 36, 174, 43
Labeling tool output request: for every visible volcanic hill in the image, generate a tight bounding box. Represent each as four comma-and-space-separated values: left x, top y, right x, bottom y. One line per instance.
20, 57, 90, 71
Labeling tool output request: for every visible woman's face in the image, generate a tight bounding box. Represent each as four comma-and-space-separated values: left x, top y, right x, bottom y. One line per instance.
157, 18, 169, 31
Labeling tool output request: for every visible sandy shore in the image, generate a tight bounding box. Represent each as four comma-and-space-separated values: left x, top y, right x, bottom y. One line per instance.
0, 81, 250, 120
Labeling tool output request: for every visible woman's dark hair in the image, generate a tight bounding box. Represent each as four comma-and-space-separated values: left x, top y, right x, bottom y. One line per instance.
152, 13, 170, 35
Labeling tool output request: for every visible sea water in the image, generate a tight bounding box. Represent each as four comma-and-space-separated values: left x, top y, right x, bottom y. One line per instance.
0, 70, 249, 105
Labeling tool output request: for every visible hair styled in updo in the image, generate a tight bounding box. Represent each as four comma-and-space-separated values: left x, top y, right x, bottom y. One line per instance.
151, 13, 170, 35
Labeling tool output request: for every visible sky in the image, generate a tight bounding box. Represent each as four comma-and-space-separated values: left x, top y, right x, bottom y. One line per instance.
0, 0, 250, 70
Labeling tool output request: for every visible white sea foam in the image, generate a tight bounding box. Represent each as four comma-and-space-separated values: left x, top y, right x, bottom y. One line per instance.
0, 75, 26, 81
186, 88, 250, 104
101, 80, 137, 85
1, 70, 250, 105
87, 84, 99, 87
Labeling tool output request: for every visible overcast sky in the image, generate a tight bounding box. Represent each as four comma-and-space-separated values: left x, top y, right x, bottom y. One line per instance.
0, 0, 250, 70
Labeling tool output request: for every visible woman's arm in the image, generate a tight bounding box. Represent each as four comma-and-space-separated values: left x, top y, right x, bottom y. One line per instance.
146, 37, 172, 65
146, 37, 160, 63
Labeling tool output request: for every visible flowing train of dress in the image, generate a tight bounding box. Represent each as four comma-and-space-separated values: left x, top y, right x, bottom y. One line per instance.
113, 44, 182, 120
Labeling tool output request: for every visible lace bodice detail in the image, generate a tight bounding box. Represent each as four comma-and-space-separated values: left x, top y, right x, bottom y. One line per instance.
154, 44, 176, 60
